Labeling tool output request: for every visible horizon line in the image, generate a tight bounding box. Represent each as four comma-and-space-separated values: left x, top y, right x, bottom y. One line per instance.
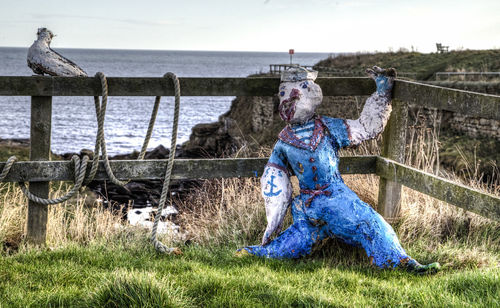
0, 45, 340, 54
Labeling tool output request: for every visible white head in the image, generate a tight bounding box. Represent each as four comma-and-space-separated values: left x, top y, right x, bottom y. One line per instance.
278, 68, 323, 124
36, 28, 54, 43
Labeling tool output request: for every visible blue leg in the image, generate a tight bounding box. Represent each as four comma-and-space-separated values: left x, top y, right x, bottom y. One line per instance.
353, 206, 410, 268
328, 198, 410, 268
306, 190, 410, 268
242, 220, 319, 259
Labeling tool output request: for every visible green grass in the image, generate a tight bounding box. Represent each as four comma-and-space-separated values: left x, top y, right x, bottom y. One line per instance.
0, 239, 498, 307
0, 145, 29, 162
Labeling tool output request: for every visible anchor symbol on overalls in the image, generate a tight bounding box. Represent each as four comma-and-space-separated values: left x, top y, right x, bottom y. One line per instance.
264, 175, 282, 197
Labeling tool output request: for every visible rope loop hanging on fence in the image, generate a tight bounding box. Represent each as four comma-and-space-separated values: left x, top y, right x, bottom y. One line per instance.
84, 72, 164, 185
18, 155, 89, 205
150, 72, 182, 255
1, 155, 89, 205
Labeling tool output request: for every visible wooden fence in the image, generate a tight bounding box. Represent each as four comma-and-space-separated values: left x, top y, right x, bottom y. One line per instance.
435, 72, 500, 81
425, 81, 500, 95
313, 67, 418, 79
0, 76, 499, 245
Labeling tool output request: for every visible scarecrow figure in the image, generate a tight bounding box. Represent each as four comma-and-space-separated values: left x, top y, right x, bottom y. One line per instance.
237, 66, 440, 274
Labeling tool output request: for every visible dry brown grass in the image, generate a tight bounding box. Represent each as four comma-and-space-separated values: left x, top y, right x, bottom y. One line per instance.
176, 178, 266, 246
0, 184, 126, 253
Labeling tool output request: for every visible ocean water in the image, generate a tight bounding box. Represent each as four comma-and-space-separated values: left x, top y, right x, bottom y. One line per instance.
0, 47, 331, 154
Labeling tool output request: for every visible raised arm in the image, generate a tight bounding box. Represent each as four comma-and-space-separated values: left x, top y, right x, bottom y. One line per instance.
345, 66, 396, 146
260, 163, 292, 246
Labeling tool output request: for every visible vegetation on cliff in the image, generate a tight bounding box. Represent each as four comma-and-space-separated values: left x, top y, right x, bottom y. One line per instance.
315, 49, 500, 80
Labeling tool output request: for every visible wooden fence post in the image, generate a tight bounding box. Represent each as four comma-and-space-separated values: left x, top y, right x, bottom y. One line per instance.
26, 96, 52, 245
377, 99, 408, 222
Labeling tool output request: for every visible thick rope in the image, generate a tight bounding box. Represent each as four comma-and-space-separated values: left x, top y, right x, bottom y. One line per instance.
84, 72, 162, 184
138, 95, 161, 160
150, 72, 181, 254
0, 151, 88, 206
84, 72, 128, 187
18, 155, 89, 205
0, 156, 17, 182
87, 72, 181, 253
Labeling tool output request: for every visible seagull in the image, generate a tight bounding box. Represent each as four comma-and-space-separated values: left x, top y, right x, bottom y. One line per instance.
27, 28, 87, 77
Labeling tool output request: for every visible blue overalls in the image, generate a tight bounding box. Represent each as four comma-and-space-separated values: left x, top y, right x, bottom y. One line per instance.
242, 116, 410, 268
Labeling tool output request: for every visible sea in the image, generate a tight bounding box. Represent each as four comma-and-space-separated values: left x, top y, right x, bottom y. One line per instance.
0, 47, 331, 155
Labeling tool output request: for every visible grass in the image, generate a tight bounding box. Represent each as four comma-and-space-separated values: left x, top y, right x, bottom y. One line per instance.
0, 241, 499, 307
2, 167, 497, 307
0, 144, 29, 162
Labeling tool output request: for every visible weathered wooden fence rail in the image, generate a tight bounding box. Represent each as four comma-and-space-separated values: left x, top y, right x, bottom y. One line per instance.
2, 76, 498, 119
435, 71, 500, 81
376, 157, 500, 221
0, 156, 377, 182
1, 76, 499, 245
425, 81, 500, 95
311, 67, 417, 80
393, 80, 500, 120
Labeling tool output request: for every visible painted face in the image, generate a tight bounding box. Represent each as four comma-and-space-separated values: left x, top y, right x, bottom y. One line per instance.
278, 80, 323, 124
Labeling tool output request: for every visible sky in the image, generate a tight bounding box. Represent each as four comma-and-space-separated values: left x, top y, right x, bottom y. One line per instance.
0, 0, 499, 53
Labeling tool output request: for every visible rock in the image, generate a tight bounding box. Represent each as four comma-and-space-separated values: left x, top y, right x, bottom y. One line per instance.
192, 122, 220, 136
145, 145, 169, 159
112, 150, 140, 160
0, 138, 30, 147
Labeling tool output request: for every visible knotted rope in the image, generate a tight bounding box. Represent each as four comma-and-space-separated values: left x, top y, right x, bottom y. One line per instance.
0, 72, 182, 254
89, 72, 181, 253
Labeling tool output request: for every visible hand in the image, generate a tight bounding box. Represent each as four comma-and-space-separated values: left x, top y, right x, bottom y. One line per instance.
366, 66, 397, 95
